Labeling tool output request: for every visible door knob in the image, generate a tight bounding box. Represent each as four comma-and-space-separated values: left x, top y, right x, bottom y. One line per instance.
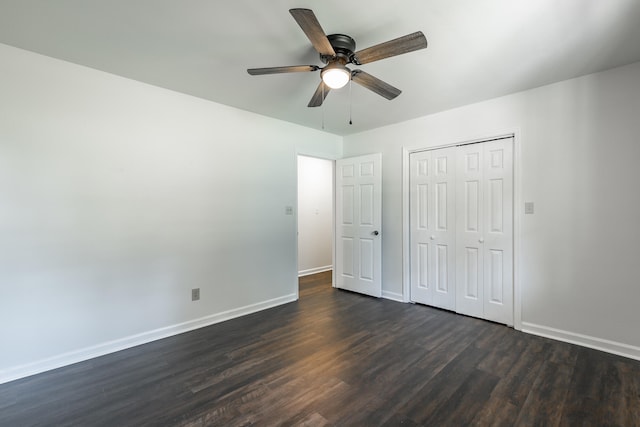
430, 235, 435, 240
479, 238, 485, 243
372, 230, 379, 236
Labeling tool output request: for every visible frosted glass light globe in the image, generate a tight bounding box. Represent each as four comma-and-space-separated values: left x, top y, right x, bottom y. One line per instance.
321, 65, 350, 89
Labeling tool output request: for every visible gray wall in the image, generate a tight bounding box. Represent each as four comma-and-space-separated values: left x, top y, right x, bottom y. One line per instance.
3, 40, 639, 382
0, 43, 341, 382
343, 61, 640, 357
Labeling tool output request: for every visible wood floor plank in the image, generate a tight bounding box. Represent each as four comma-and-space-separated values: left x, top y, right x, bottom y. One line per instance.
515, 359, 574, 426
471, 396, 520, 426
624, 360, 640, 426
487, 335, 550, 408
424, 368, 501, 425
560, 348, 640, 427
400, 343, 492, 423
1, 271, 639, 426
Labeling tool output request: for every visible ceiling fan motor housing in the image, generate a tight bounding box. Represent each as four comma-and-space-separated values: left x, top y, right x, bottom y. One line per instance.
321, 34, 356, 65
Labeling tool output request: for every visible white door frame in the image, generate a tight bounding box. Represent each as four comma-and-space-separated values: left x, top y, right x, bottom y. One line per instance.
401, 131, 523, 330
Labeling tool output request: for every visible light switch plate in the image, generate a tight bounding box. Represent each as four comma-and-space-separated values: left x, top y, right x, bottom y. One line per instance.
524, 202, 534, 214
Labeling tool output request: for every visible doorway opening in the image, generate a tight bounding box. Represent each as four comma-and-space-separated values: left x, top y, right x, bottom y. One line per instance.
297, 155, 334, 291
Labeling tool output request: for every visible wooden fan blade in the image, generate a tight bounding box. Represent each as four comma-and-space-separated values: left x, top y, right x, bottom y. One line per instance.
247, 65, 319, 75
351, 70, 401, 100
290, 9, 336, 57
308, 81, 331, 107
353, 31, 427, 65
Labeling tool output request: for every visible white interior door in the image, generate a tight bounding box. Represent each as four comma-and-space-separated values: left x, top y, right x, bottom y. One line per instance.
480, 138, 513, 324
409, 147, 456, 310
335, 153, 382, 297
455, 138, 513, 325
410, 137, 514, 325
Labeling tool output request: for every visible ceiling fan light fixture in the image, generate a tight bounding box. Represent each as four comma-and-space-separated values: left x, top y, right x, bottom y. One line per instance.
321, 64, 350, 89
248, 9, 428, 107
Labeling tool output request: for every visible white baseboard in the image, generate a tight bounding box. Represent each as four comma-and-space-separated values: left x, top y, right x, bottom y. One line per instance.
0, 293, 297, 385
298, 265, 332, 277
521, 322, 640, 361
382, 290, 404, 302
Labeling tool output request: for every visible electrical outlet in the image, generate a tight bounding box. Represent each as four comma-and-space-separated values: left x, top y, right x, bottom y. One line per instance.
285, 206, 294, 215
191, 288, 200, 301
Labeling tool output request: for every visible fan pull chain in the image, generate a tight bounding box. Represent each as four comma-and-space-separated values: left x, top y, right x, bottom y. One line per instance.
349, 78, 353, 125
321, 83, 325, 130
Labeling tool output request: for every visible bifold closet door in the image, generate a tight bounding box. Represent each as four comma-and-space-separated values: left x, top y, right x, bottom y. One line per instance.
455, 138, 513, 325
409, 147, 456, 310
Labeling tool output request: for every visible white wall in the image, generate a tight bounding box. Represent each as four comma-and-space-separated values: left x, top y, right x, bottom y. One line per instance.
297, 156, 333, 276
0, 43, 341, 382
343, 61, 640, 358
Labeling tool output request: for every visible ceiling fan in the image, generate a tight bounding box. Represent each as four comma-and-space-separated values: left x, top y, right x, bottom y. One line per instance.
247, 8, 428, 107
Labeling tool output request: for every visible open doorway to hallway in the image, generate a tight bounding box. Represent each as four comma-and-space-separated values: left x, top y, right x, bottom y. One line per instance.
297, 155, 334, 289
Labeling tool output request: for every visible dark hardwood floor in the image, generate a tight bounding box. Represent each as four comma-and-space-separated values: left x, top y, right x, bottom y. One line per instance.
1, 271, 639, 426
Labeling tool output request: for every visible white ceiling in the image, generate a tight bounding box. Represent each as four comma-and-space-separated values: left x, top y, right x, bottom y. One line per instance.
1, 0, 640, 136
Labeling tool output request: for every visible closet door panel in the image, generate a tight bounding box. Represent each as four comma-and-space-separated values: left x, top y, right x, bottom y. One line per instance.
455, 144, 484, 318
430, 147, 457, 310
410, 151, 433, 305
411, 137, 513, 324
410, 147, 456, 310
482, 139, 513, 325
